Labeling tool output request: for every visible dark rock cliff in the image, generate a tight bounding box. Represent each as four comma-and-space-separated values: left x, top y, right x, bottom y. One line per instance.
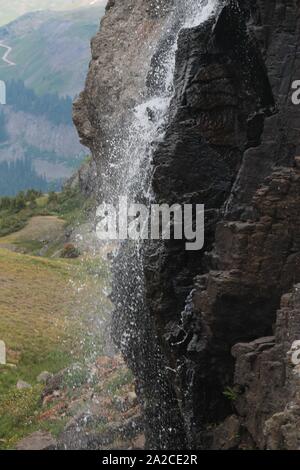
74, 0, 300, 449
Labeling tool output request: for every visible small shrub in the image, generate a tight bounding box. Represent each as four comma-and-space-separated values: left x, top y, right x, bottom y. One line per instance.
0, 196, 11, 210
104, 369, 133, 396
62, 364, 89, 389
223, 386, 239, 402
61, 243, 80, 259
13, 192, 26, 211
48, 192, 59, 204
25, 189, 40, 203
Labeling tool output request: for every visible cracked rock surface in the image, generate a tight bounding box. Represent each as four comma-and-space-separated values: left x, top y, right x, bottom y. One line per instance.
74, 0, 300, 449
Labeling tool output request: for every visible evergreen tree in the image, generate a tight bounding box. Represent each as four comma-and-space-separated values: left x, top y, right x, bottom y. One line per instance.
0, 109, 8, 142
0, 158, 49, 196
6, 80, 73, 126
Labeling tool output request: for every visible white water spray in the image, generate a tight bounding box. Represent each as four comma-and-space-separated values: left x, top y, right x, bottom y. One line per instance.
103, 0, 218, 211
108, 0, 218, 342
104, 1, 219, 447
92, 0, 215, 398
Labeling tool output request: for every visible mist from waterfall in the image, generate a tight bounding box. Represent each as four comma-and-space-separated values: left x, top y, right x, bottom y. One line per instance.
98, 0, 219, 448
102, 0, 218, 208
89, 3, 219, 445
108, 0, 218, 347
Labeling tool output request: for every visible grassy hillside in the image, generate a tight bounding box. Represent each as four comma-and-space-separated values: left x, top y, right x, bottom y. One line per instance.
0, 248, 76, 448
0, 7, 104, 96
0, 248, 76, 386
0, 186, 117, 449
0, 244, 114, 449
0, 0, 105, 26
0, 187, 90, 239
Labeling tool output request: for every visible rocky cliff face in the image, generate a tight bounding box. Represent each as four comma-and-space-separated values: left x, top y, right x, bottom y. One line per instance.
74, 0, 300, 449
74, 0, 172, 199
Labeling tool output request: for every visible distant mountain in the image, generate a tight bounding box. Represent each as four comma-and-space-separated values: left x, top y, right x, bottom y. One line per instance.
0, 5, 106, 194
0, 80, 86, 191
0, 0, 106, 26
0, 6, 104, 96
0, 158, 49, 196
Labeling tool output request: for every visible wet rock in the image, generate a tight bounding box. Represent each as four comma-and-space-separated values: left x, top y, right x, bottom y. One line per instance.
73, 0, 300, 450
231, 285, 300, 449
264, 407, 300, 450
127, 391, 138, 407
212, 415, 241, 450
42, 370, 65, 398
37, 371, 53, 384
131, 433, 146, 450
16, 380, 31, 390
294, 157, 300, 170
57, 414, 142, 450
16, 432, 57, 450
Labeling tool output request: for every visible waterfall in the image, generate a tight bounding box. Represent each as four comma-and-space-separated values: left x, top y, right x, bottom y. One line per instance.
103, 0, 218, 448
108, 0, 217, 328
102, 0, 218, 208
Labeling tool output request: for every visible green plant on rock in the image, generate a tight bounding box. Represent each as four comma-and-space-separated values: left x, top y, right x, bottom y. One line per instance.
223, 386, 239, 402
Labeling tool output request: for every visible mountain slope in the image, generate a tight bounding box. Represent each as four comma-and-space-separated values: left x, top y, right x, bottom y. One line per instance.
0, 6, 104, 96
0, 80, 86, 193
0, 6, 105, 194
0, 0, 106, 26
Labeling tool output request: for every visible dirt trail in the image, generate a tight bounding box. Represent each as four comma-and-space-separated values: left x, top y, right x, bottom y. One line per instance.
0, 42, 16, 66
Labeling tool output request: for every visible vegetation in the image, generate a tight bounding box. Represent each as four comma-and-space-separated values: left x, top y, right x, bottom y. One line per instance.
0, 182, 111, 449
223, 386, 239, 402
0, 185, 91, 238
45, 185, 94, 225
0, 110, 8, 142
0, 159, 48, 197
61, 243, 81, 259
0, 174, 130, 450
7, 80, 73, 126
0, 385, 67, 449
0, 247, 112, 449
103, 369, 134, 396
0, 0, 104, 27
0, 249, 76, 391
0, 244, 79, 449
0, 8, 102, 96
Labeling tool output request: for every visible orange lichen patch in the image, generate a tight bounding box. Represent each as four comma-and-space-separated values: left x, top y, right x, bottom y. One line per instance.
37, 402, 67, 422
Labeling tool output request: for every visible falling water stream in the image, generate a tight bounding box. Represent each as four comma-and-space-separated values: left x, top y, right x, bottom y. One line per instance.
102, 0, 219, 447
102, 0, 218, 207
108, 0, 217, 342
